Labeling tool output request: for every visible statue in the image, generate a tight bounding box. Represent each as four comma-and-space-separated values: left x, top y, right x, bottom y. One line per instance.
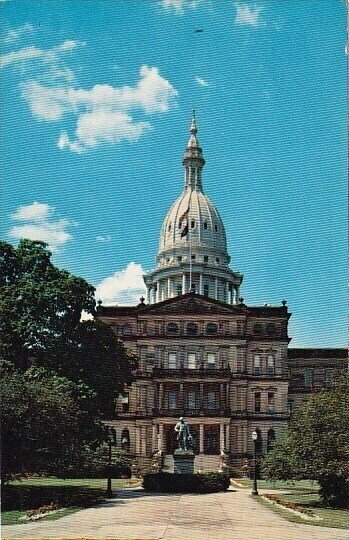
174, 417, 193, 452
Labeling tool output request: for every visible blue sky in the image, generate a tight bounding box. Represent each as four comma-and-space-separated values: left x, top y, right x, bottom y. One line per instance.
1, 0, 347, 347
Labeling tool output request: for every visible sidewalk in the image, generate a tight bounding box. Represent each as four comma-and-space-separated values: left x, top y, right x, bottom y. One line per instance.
2, 486, 348, 540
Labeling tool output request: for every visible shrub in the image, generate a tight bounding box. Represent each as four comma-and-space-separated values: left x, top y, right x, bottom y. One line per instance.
142, 472, 230, 493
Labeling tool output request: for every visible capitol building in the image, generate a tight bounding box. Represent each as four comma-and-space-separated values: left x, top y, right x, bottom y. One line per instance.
97, 113, 345, 473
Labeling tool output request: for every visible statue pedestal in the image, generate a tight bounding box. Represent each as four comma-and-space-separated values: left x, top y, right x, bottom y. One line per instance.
173, 449, 195, 474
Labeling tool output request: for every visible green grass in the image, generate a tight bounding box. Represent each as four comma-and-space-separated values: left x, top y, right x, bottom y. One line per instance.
2, 476, 131, 526
231, 478, 317, 491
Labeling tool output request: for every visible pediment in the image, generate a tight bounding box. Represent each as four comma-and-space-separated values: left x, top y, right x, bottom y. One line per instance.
143, 293, 239, 315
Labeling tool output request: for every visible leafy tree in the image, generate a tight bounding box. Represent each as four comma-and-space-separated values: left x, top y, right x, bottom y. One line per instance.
0, 362, 84, 482
0, 240, 137, 417
263, 375, 349, 508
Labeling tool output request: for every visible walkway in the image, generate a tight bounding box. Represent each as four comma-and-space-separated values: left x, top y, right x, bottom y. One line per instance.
3, 486, 347, 540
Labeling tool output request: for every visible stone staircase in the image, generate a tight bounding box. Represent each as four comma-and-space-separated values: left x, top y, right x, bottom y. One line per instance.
163, 454, 222, 473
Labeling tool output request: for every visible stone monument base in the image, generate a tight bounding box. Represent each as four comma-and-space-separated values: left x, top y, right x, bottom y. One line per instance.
173, 449, 195, 474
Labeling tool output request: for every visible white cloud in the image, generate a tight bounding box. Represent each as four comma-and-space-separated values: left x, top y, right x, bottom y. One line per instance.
96, 262, 146, 305
8, 202, 75, 252
160, 0, 205, 14
4, 23, 34, 44
195, 76, 210, 87
234, 2, 265, 27
21, 65, 177, 152
0, 39, 85, 69
96, 234, 112, 243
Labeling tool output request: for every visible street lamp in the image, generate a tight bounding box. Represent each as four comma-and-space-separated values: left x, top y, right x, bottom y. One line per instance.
104, 426, 115, 498
251, 430, 259, 496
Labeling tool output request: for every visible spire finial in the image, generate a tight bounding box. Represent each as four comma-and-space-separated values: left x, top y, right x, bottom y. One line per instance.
190, 108, 197, 135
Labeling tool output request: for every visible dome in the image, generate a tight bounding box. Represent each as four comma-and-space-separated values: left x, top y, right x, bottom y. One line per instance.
158, 188, 229, 265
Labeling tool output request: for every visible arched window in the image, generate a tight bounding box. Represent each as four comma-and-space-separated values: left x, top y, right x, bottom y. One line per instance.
203, 284, 209, 296
255, 428, 263, 454
206, 323, 218, 335
166, 322, 178, 334
121, 428, 130, 452
122, 324, 131, 335
187, 322, 198, 335
215, 224, 218, 231
253, 323, 263, 335
168, 390, 178, 410
204, 255, 209, 262
266, 354, 275, 374
266, 323, 276, 336
204, 221, 208, 230
253, 354, 262, 375
254, 392, 261, 412
267, 428, 276, 452
267, 392, 275, 412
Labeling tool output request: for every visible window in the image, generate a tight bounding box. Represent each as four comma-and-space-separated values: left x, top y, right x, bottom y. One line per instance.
176, 284, 182, 296
267, 429, 276, 452
204, 255, 209, 262
266, 354, 275, 374
177, 255, 182, 262
204, 222, 208, 230
191, 220, 195, 229
168, 390, 178, 410
255, 429, 263, 454
187, 353, 196, 369
191, 254, 196, 260
168, 223, 171, 231
254, 392, 261, 412
168, 353, 178, 369
216, 257, 220, 263
166, 322, 178, 334
304, 368, 313, 388
191, 283, 196, 293
215, 225, 218, 231
207, 353, 217, 366
121, 428, 130, 451
187, 323, 198, 336
253, 354, 262, 375
122, 324, 131, 335
203, 284, 209, 297
266, 323, 276, 336
121, 393, 129, 413
187, 391, 197, 409
166, 257, 170, 263
206, 391, 218, 409
253, 323, 262, 335
324, 369, 334, 388
206, 323, 218, 335
267, 392, 275, 412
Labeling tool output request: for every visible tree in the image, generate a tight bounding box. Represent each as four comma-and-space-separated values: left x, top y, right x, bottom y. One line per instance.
0, 240, 137, 418
0, 362, 85, 482
263, 375, 349, 508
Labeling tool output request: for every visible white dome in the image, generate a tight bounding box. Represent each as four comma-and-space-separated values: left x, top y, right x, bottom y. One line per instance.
158, 187, 229, 263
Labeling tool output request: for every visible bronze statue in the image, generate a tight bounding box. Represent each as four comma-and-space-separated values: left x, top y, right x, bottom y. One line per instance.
174, 417, 193, 451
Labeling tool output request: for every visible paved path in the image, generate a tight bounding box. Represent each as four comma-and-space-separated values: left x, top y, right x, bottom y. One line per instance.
2, 487, 348, 540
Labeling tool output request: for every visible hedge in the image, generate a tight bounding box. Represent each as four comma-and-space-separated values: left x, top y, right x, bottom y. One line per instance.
143, 472, 230, 493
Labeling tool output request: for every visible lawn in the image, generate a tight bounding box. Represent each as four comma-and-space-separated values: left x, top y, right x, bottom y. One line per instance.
2, 477, 134, 526
231, 477, 317, 491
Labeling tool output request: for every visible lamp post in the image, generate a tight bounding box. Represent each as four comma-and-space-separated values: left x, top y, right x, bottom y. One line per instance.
105, 426, 115, 498
251, 430, 259, 496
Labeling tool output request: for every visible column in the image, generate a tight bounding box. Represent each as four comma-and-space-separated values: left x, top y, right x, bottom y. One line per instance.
152, 424, 158, 452
236, 286, 240, 303
141, 426, 147, 456
220, 383, 226, 410
225, 281, 230, 304
182, 273, 186, 294
146, 286, 151, 304
215, 277, 218, 300
220, 423, 225, 451
167, 277, 171, 299
159, 424, 164, 452
199, 424, 204, 454
158, 383, 164, 410
199, 382, 204, 410
225, 423, 230, 451
156, 282, 160, 303
160, 281, 165, 302
199, 273, 203, 295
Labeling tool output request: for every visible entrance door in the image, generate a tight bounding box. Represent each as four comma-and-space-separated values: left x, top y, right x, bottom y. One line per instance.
204, 425, 220, 455
164, 424, 177, 454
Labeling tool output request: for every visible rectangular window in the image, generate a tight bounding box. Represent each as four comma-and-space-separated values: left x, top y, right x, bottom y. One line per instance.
266, 354, 275, 374
206, 391, 218, 409
206, 353, 216, 367
253, 354, 262, 375
168, 353, 177, 369
121, 393, 129, 413
267, 392, 275, 412
304, 368, 313, 388
324, 370, 333, 388
168, 390, 178, 410
187, 391, 196, 409
187, 353, 196, 369
254, 392, 261, 412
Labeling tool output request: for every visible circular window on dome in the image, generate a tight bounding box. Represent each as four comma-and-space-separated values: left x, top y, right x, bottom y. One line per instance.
187, 323, 198, 336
